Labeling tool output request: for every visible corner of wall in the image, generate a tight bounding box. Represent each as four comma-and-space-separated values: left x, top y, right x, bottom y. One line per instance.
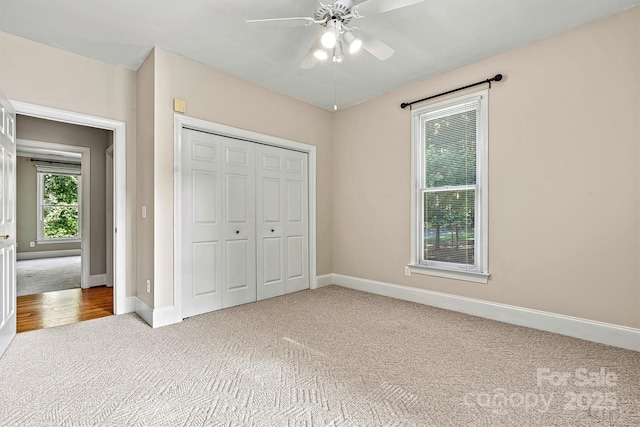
134, 47, 156, 308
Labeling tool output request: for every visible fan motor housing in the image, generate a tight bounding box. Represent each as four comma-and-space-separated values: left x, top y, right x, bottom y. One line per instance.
316, 0, 353, 25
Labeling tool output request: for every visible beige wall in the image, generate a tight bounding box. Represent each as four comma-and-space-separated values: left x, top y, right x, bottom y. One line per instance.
2, 8, 638, 331
16, 116, 110, 275
16, 156, 81, 253
0, 31, 137, 296
332, 8, 640, 328
151, 48, 333, 308
135, 50, 155, 307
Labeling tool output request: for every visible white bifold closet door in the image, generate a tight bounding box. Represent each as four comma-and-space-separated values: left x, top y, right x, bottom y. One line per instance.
256, 145, 309, 301
181, 129, 257, 317
181, 128, 308, 319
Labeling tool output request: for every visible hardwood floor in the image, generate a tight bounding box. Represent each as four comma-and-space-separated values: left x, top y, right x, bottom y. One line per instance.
17, 286, 114, 333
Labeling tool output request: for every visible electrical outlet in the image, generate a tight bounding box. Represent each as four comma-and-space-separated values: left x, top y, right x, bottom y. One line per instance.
404, 265, 411, 277
30, 241, 35, 248
146, 279, 151, 293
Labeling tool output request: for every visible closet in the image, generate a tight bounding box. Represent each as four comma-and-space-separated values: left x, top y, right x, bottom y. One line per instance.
180, 128, 309, 318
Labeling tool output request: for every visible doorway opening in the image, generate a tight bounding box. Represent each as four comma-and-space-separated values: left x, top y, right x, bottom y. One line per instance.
15, 119, 113, 332
16, 137, 89, 288
11, 102, 128, 332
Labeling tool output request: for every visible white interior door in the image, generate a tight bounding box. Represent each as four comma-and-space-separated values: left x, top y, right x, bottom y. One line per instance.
181, 129, 258, 316
221, 138, 256, 308
282, 149, 309, 294
180, 128, 308, 317
0, 92, 17, 358
256, 145, 309, 299
256, 145, 286, 300
181, 129, 224, 317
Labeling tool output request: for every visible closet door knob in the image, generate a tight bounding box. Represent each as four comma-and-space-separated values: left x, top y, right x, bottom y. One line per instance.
236, 230, 239, 234
271, 229, 274, 233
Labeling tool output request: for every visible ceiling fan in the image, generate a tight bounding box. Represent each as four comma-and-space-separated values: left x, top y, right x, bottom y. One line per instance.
246, 0, 425, 69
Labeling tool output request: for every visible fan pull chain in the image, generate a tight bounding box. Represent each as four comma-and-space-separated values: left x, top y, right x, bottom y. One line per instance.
333, 60, 338, 111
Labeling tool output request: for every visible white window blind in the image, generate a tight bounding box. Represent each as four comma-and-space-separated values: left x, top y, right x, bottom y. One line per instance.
36, 166, 81, 242
35, 164, 81, 176
412, 91, 488, 279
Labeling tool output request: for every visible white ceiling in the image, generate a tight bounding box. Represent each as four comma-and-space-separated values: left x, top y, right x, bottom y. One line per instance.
0, 0, 638, 110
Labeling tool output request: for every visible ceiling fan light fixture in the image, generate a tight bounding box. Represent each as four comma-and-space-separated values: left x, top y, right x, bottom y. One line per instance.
349, 38, 362, 54
343, 30, 362, 54
332, 42, 344, 63
321, 32, 336, 49
321, 19, 340, 49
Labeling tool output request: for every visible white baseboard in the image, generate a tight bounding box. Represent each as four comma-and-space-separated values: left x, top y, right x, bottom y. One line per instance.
331, 273, 640, 352
134, 297, 153, 326
89, 274, 106, 287
124, 297, 136, 313
315, 274, 333, 288
17, 249, 81, 260
153, 305, 180, 328
134, 297, 181, 328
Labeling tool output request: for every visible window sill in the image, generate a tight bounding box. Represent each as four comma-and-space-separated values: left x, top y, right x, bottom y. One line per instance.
408, 264, 489, 284
37, 239, 81, 245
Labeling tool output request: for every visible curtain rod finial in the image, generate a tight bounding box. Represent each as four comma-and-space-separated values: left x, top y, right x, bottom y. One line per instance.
494, 74, 503, 81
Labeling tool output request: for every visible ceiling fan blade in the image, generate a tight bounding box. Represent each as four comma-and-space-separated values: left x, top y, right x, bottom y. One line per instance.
300, 38, 321, 69
354, 0, 424, 16
245, 16, 315, 27
358, 30, 395, 61
300, 52, 318, 69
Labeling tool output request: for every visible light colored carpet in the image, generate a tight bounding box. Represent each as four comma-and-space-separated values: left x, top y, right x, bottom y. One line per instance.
0, 285, 638, 426
16, 256, 81, 296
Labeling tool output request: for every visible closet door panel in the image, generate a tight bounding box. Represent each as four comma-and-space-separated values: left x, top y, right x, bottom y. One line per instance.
222, 140, 256, 308
262, 178, 281, 222
225, 240, 249, 289
181, 129, 223, 317
257, 145, 309, 297
193, 241, 218, 295
287, 235, 303, 279
284, 150, 309, 294
263, 238, 282, 283
256, 146, 285, 300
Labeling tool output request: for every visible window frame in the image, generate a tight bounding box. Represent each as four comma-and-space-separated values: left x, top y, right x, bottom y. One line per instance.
409, 90, 489, 283
36, 166, 82, 244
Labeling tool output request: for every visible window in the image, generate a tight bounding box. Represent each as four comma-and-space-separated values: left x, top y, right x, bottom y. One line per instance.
411, 91, 489, 283
36, 166, 81, 243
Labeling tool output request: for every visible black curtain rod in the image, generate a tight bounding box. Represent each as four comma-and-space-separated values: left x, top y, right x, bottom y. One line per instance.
31, 158, 80, 167
400, 74, 503, 109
